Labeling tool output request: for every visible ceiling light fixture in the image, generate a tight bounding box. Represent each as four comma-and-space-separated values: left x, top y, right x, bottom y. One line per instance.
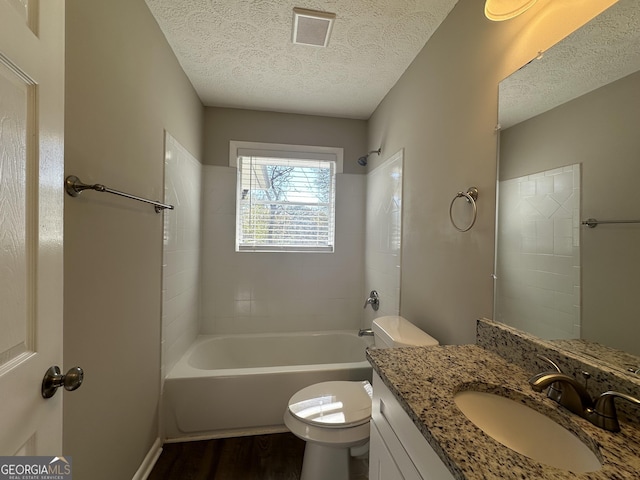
292, 7, 336, 47
484, 0, 538, 21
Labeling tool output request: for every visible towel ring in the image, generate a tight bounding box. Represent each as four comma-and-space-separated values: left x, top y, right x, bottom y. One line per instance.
449, 187, 478, 232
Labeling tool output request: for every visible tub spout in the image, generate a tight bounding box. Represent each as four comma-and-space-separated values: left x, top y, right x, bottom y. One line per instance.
358, 328, 374, 337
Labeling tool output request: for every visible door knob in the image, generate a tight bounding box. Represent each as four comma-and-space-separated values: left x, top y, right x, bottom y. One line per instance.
42, 366, 84, 399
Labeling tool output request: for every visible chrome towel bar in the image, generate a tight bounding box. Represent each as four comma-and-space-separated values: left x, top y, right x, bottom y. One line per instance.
65, 175, 174, 213
582, 218, 640, 228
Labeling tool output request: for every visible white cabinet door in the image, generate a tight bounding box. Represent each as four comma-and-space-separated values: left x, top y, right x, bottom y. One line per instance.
0, 0, 65, 456
370, 372, 456, 480
370, 422, 405, 480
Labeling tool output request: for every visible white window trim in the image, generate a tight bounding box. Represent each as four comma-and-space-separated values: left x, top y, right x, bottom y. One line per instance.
229, 140, 343, 173
230, 140, 343, 253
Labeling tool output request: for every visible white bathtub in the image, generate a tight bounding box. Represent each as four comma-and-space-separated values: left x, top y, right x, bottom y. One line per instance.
163, 330, 374, 441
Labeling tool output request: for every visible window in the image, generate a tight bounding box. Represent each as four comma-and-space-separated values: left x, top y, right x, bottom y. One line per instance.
230, 142, 343, 252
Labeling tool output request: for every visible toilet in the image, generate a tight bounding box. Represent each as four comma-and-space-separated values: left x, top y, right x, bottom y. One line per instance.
284, 316, 438, 480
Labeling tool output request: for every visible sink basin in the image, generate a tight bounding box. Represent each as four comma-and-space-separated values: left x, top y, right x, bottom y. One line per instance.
454, 390, 602, 473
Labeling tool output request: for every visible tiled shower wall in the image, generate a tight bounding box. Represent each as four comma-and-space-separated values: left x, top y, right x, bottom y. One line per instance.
363, 150, 403, 327
200, 166, 366, 334
162, 133, 202, 376
495, 164, 580, 340
163, 150, 398, 343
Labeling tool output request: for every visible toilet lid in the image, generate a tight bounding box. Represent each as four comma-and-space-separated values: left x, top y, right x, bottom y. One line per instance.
288, 381, 373, 428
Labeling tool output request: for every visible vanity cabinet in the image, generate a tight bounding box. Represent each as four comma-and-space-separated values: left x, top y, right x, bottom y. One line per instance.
370, 372, 455, 480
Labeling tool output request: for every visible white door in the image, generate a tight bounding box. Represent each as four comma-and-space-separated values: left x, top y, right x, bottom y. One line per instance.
0, 0, 65, 455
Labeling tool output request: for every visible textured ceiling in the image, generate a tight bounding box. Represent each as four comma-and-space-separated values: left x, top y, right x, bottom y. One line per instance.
499, 0, 640, 128
145, 0, 458, 119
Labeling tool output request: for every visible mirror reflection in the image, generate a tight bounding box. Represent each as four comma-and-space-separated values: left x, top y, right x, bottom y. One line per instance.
495, 0, 640, 365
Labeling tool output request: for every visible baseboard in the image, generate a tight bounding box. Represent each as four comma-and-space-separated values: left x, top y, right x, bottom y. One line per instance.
164, 424, 289, 444
132, 438, 162, 480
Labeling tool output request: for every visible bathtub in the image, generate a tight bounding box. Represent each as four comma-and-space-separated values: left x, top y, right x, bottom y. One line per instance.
163, 330, 374, 441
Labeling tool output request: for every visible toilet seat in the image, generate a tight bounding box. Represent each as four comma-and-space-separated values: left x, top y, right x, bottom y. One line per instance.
288, 380, 373, 428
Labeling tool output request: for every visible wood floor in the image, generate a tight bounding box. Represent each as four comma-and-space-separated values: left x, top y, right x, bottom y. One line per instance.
149, 433, 305, 480
149, 433, 369, 480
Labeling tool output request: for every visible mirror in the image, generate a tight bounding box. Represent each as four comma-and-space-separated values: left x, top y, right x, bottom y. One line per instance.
495, 0, 640, 370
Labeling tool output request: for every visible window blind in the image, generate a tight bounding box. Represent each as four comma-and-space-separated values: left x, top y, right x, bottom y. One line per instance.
236, 156, 336, 252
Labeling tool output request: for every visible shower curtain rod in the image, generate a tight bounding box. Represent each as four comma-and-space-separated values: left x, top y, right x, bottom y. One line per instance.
64, 175, 174, 213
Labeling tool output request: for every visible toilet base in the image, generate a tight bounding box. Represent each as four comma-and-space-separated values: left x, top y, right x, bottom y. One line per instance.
301, 442, 350, 480
284, 381, 373, 480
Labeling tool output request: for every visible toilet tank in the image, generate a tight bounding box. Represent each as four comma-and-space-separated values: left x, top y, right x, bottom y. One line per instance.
372, 316, 439, 348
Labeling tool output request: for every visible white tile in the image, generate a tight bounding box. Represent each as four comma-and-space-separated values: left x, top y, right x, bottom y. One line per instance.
536, 176, 554, 195
520, 179, 536, 196
553, 272, 574, 295
521, 236, 537, 254
554, 236, 573, 256
554, 218, 572, 238
536, 235, 554, 255
199, 316, 218, 334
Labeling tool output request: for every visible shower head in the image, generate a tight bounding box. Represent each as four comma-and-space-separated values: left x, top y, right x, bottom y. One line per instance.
357, 148, 382, 166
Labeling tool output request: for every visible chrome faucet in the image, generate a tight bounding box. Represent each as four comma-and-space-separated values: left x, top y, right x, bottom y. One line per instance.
358, 328, 374, 337
529, 370, 640, 432
363, 290, 379, 311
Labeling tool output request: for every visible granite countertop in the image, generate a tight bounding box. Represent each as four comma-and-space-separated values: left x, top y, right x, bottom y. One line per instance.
367, 344, 640, 480
549, 339, 640, 376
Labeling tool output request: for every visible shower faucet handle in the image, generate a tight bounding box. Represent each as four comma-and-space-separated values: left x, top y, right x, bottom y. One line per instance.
363, 290, 380, 311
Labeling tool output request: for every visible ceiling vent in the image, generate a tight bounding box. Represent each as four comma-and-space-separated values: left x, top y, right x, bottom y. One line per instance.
292, 8, 336, 47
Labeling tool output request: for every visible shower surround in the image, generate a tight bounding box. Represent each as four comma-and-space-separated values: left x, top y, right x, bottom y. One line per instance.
363, 150, 404, 328
162, 133, 202, 376
162, 143, 407, 362
199, 165, 366, 336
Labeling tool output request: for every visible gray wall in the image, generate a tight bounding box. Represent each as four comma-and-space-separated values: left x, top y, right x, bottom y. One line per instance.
500, 71, 640, 354
204, 107, 368, 174
64, 1, 203, 478
366, 0, 614, 345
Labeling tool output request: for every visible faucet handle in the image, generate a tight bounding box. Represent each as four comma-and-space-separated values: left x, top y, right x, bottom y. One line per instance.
363, 290, 380, 311
590, 391, 640, 432
536, 354, 562, 372
536, 354, 563, 402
